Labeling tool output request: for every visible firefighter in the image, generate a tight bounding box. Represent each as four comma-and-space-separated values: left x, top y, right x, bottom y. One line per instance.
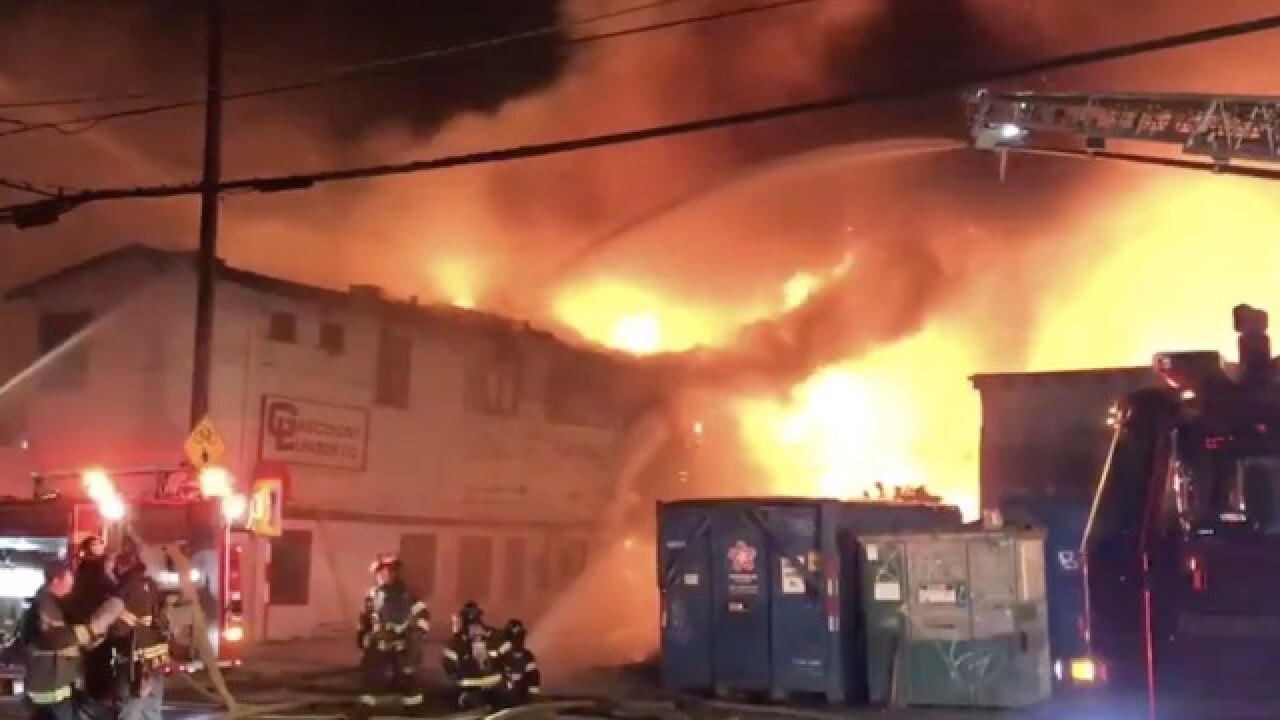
497, 619, 541, 706
22, 559, 95, 720
69, 536, 117, 715
103, 546, 168, 720
72, 537, 115, 603
355, 554, 429, 717
441, 601, 505, 710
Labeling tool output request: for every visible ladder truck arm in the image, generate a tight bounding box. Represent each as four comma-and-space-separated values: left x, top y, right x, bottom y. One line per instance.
967, 89, 1280, 168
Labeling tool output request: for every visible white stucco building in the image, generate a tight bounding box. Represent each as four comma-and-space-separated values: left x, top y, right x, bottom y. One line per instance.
0, 244, 661, 643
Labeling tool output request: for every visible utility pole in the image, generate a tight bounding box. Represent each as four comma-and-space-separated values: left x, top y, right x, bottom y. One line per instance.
189, 0, 224, 428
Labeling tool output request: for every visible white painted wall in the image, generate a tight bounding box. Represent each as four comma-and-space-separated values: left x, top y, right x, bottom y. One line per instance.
1, 256, 629, 643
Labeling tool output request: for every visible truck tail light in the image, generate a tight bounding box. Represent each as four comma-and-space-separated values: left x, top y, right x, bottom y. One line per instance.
1055, 656, 1107, 687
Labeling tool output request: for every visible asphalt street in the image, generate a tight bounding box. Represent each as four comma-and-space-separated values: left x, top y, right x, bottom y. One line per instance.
0, 661, 1041, 720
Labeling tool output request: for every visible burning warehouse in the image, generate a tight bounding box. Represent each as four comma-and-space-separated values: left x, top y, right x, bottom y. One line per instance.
0, 243, 687, 648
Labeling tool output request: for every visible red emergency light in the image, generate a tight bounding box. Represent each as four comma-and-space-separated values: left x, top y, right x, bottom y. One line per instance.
1153, 351, 1228, 391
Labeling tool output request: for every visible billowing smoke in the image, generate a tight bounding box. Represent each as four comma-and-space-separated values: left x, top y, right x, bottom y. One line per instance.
0, 0, 1051, 310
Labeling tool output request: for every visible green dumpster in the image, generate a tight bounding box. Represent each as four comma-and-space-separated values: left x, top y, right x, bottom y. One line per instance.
859, 528, 1051, 709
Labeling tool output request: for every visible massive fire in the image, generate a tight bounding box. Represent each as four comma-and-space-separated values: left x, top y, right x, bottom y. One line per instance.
549, 252, 984, 520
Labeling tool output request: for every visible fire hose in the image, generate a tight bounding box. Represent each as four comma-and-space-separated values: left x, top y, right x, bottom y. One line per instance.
85, 524, 334, 718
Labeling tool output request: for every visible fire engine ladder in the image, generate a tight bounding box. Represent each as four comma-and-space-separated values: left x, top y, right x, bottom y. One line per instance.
967, 89, 1280, 169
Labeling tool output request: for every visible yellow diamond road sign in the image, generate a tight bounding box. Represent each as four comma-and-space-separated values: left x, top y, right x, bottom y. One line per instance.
185, 417, 226, 468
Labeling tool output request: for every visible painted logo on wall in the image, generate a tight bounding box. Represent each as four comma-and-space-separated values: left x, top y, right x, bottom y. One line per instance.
259, 395, 369, 471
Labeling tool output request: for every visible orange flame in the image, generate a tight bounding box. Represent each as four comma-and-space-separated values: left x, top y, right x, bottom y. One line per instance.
733, 325, 980, 520
429, 257, 482, 309
551, 282, 728, 355
549, 254, 986, 516
554, 253, 855, 354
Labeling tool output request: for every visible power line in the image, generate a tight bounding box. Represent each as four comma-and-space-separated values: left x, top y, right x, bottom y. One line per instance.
4, 10, 1280, 228
0, 91, 152, 111
0, 0, 697, 112
0, 0, 814, 137
0, 179, 61, 197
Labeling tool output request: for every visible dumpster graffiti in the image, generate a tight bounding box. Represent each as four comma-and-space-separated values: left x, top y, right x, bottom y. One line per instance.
936, 640, 1008, 696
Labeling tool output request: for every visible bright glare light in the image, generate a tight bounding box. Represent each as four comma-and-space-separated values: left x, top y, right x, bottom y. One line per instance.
82, 468, 113, 500
198, 466, 233, 498
157, 569, 201, 585
221, 493, 247, 521
610, 313, 662, 355
1069, 658, 1099, 684
997, 122, 1025, 139
82, 467, 127, 521
222, 625, 245, 643
98, 495, 126, 521
0, 566, 45, 599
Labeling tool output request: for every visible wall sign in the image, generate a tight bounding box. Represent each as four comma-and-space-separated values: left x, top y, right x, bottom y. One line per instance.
258, 395, 370, 471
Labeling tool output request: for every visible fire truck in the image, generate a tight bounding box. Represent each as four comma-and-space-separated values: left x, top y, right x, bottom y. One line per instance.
1048, 305, 1280, 719
0, 464, 250, 692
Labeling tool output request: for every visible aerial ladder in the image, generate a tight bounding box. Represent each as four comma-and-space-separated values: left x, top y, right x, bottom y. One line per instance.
966, 89, 1280, 176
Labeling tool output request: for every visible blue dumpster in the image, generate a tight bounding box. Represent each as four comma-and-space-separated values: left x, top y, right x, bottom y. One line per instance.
656, 497, 962, 704
1000, 496, 1089, 680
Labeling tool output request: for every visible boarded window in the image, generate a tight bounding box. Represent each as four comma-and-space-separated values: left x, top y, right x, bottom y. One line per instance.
267, 312, 298, 343
319, 321, 346, 354
375, 329, 412, 408
268, 530, 312, 606
503, 537, 527, 601
37, 311, 92, 390
399, 533, 438, 596
456, 535, 493, 603
465, 361, 520, 416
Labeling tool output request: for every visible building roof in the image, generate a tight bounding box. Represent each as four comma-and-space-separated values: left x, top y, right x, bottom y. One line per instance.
4, 243, 179, 301
3, 242, 638, 368
970, 365, 1155, 390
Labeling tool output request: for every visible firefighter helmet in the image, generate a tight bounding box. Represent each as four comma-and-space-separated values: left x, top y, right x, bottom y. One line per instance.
370, 553, 402, 575
504, 618, 527, 644
458, 600, 483, 625
78, 535, 104, 560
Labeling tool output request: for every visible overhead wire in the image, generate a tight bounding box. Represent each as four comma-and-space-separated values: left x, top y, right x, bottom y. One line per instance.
0, 178, 61, 197
0, 0, 692, 112
0, 91, 153, 111
0, 0, 816, 137
4, 9, 1280, 226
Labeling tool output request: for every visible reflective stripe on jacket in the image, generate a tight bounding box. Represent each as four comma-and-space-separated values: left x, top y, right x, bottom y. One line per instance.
24, 587, 88, 705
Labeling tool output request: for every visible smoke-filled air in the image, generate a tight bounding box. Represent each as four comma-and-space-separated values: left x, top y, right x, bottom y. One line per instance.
4, 0, 1280, 680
